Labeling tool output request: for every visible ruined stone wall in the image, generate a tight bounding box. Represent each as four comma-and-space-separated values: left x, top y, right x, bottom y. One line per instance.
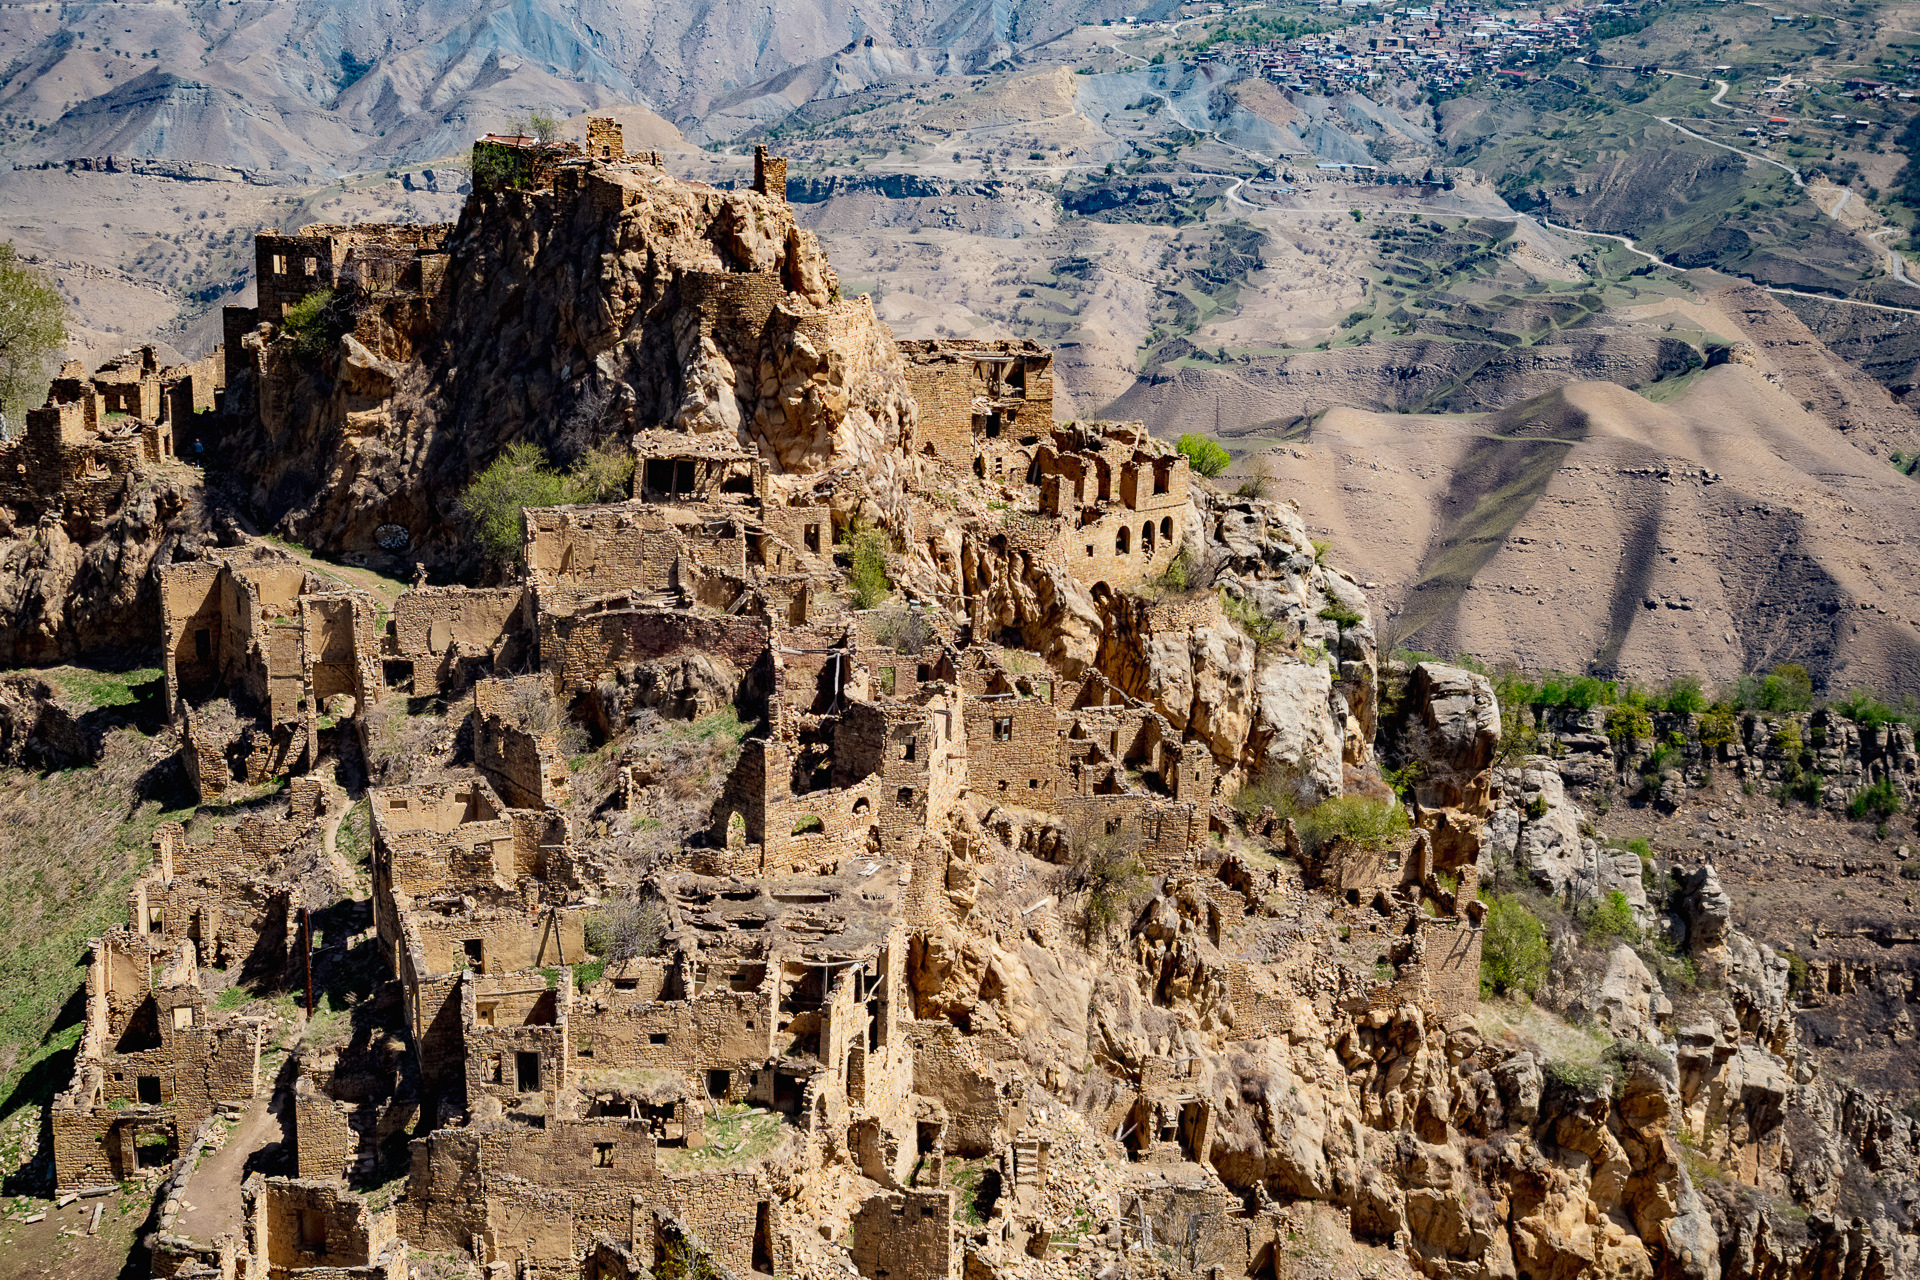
384, 585, 531, 699
140, 820, 298, 978
251, 1176, 400, 1275
964, 696, 1061, 808
1056, 793, 1204, 876
851, 1189, 955, 1280
399, 1123, 785, 1277
473, 678, 573, 810
525, 503, 746, 599
462, 971, 571, 1108
757, 504, 837, 576
585, 117, 625, 161
900, 1021, 1024, 1156
570, 984, 776, 1081
405, 905, 588, 978
538, 606, 768, 703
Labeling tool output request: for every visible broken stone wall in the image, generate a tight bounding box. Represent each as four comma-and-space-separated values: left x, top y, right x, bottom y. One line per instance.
473, 677, 573, 810
382, 585, 530, 699
537, 605, 768, 705
850, 1187, 955, 1280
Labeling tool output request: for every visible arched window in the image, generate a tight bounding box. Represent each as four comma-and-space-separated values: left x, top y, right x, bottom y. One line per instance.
1142, 521, 1155, 554
1116, 526, 1130, 555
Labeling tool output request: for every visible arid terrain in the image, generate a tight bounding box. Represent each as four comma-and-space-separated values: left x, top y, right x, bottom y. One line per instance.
2, 1, 1920, 1279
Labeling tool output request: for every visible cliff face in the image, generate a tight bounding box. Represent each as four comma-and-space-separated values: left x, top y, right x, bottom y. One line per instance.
226, 163, 919, 574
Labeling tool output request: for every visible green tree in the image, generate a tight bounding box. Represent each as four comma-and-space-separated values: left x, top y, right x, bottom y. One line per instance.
528, 110, 560, 145
0, 242, 66, 434
280, 289, 349, 364
1480, 894, 1548, 998
1176, 433, 1230, 478
568, 439, 635, 502
458, 442, 572, 567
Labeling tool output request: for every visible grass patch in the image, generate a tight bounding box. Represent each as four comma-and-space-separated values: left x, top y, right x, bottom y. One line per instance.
45, 666, 163, 712
658, 1104, 786, 1171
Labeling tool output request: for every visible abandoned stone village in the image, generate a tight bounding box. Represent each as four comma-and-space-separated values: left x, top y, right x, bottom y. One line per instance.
14, 117, 1904, 1280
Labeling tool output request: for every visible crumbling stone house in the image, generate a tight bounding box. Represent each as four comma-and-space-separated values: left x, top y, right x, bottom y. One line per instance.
0, 344, 222, 535
50, 780, 351, 1190
51, 932, 262, 1189
247, 223, 452, 327
899, 338, 1054, 476
159, 550, 381, 798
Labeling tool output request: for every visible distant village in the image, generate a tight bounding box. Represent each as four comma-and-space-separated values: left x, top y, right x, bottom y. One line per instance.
1111, 1, 1604, 93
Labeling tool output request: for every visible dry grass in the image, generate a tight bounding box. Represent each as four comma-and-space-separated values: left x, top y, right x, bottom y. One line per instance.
0, 728, 194, 1127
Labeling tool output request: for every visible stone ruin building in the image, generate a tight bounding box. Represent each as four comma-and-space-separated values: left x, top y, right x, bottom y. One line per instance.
0, 344, 224, 534
51, 122, 1506, 1280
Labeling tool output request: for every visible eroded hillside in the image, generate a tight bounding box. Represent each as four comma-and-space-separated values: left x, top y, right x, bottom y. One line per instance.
0, 129, 1914, 1280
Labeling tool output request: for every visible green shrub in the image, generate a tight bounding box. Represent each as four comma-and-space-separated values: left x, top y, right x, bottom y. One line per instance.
1584, 890, 1639, 945
846, 518, 893, 609
1835, 688, 1911, 730
1298, 795, 1409, 850
281, 289, 350, 363
1176, 433, 1231, 478
1480, 894, 1549, 998
1317, 602, 1363, 629
1732, 663, 1813, 714
1604, 1038, 1674, 1078
1605, 690, 1654, 746
458, 442, 573, 567
1847, 777, 1901, 822
1542, 1059, 1605, 1097
1536, 673, 1614, 711
1220, 589, 1286, 651
1659, 676, 1707, 715
1698, 703, 1738, 751
569, 440, 635, 502
1784, 949, 1809, 997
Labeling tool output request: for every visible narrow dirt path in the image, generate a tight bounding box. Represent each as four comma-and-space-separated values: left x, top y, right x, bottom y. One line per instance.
172, 1082, 286, 1243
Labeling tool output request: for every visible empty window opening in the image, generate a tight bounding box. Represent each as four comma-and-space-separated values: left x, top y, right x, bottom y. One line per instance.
897, 787, 916, 804
792, 815, 824, 836
878, 666, 896, 696
804, 523, 820, 553
649, 1032, 669, 1045
593, 1142, 614, 1168
902, 737, 916, 761
707, 1069, 731, 1098
1116, 527, 1130, 555
993, 717, 1012, 742
462, 939, 484, 970
577, 1040, 594, 1058
193, 628, 210, 661
476, 1003, 496, 1026
171, 1006, 194, 1031
1161, 516, 1173, 544
486, 1054, 504, 1084
515, 1051, 541, 1092
136, 1075, 161, 1105
147, 907, 163, 934
1153, 464, 1169, 496
614, 977, 639, 990
1142, 521, 1155, 554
